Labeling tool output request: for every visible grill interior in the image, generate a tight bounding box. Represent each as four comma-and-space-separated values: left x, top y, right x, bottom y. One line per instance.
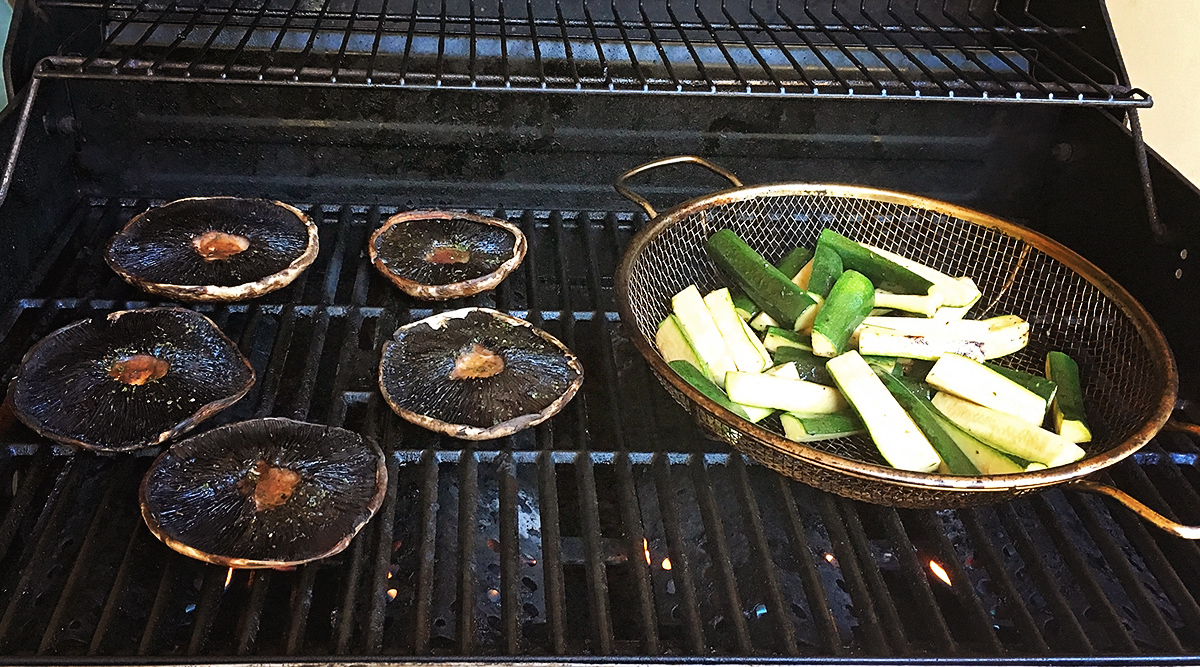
3, 198, 1200, 660
26, 0, 1144, 104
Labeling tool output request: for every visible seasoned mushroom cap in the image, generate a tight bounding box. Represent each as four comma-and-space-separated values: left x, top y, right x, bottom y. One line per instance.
140, 418, 387, 569
369, 211, 527, 300
9, 308, 254, 452
105, 197, 319, 302
379, 307, 584, 440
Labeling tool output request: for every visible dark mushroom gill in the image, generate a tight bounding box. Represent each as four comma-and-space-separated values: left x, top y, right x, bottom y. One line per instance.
107, 198, 312, 287
373, 216, 517, 286
142, 418, 386, 566
380, 309, 581, 429
10, 308, 254, 451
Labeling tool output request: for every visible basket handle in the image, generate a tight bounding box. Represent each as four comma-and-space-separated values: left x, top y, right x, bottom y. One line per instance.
614, 155, 743, 218
1066, 419, 1200, 539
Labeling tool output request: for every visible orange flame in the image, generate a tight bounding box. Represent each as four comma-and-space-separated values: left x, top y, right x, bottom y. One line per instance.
643, 538, 652, 565
661, 557, 672, 571
929, 560, 952, 586
224, 568, 234, 589
387, 589, 398, 600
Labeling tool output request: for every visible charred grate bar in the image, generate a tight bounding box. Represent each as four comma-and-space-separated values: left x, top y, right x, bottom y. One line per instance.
31, 0, 1148, 105
2, 197, 1200, 660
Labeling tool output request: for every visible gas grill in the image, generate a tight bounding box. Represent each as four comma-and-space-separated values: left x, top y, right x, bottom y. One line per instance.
2, 0, 1200, 661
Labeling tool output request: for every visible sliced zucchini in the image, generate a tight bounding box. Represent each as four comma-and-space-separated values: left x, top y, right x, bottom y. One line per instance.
930, 414, 1024, 474
749, 310, 780, 332
933, 277, 981, 320
792, 258, 814, 289
704, 288, 768, 373
734, 362, 799, 423
706, 229, 818, 330
873, 290, 945, 317
776, 246, 815, 280
656, 315, 703, 368
763, 327, 813, 353
770, 347, 833, 385
812, 270, 875, 358
668, 360, 751, 421
925, 353, 1048, 425
1045, 351, 1092, 443
875, 369, 979, 475
856, 316, 1029, 361
859, 316, 993, 337
863, 244, 980, 307
725, 371, 848, 414
930, 392, 1086, 467
818, 230, 934, 295
862, 355, 902, 377
983, 362, 1057, 407
730, 288, 758, 321
671, 284, 738, 387
807, 239, 844, 298
739, 316, 774, 369
794, 293, 825, 333
781, 410, 865, 442
825, 351, 942, 473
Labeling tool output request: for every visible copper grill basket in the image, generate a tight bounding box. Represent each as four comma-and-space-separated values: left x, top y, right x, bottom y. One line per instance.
613, 156, 1200, 537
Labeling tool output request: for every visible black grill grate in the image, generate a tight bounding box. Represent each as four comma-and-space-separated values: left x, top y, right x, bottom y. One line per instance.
32, 0, 1147, 106
2, 198, 1200, 660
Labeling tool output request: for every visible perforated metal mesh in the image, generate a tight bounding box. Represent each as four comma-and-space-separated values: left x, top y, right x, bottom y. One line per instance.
622, 185, 1169, 488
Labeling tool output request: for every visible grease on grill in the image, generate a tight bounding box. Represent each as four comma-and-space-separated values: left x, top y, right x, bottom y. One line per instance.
140, 417, 387, 569
9, 307, 255, 452
379, 307, 583, 440
369, 211, 527, 300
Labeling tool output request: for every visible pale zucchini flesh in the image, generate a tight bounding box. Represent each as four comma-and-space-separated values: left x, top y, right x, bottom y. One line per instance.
704, 288, 768, 373
930, 414, 1024, 474
739, 316, 774, 369
763, 326, 813, 353
873, 290, 944, 317
725, 371, 847, 414
734, 362, 799, 423
863, 244, 981, 307
825, 351, 942, 473
925, 353, 1048, 426
781, 410, 864, 442
656, 315, 703, 369
750, 310, 780, 332
671, 285, 738, 387
931, 392, 1086, 467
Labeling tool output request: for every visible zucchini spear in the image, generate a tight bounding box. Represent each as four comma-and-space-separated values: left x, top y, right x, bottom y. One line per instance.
706, 229, 818, 331
1045, 351, 1092, 443
812, 270, 875, 357
875, 368, 979, 475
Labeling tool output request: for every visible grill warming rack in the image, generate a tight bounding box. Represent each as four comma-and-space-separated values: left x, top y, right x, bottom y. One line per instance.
31, 0, 1146, 105
2, 200, 1200, 660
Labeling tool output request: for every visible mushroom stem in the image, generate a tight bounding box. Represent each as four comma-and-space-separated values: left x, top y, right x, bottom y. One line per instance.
108, 354, 169, 386
240, 461, 302, 511
193, 230, 252, 261
449, 343, 506, 380
425, 245, 472, 264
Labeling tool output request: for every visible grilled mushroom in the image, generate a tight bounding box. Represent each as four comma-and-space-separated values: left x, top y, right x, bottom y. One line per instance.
105, 197, 319, 302
369, 211, 526, 300
8, 308, 254, 452
379, 307, 583, 440
140, 418, 387, 568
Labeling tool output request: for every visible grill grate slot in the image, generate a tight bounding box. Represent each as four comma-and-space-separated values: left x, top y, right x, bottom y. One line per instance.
31, 0, 1146, 106
3, 197, 1200, 659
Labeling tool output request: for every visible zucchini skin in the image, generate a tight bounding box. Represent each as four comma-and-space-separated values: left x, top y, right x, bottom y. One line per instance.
983, 362, 1058, 405
807, 241, 844, 298
817, 229, 934, 295
1045, 351, 1092, 443
770, 347, 834, 385
776, 246, 815, 280
876, 369, 979, 475
811, 270, 875, 357
706, 229, 816, 330
667, 360, 751, 420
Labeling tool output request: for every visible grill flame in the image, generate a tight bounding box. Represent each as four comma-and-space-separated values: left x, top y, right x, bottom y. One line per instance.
643, 538, 652, 565
661, 557, 672, 571
929, 559, 952, 586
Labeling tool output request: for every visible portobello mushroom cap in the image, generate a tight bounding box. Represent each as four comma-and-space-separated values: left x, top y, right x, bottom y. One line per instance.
369, 211, 527, 300
379, 308, 584, 440
105, 197, 319, 302
140, 418, 387, 569
9, 308, 255, 452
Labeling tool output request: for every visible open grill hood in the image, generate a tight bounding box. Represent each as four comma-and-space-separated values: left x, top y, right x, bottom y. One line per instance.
1, 0, 1200, 662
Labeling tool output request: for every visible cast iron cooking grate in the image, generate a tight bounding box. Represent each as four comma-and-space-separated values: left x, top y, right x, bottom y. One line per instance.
2, 198, 1200, 660
31, 0, 1148, 105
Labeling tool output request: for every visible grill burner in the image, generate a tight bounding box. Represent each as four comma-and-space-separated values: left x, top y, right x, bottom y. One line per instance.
2, 200, 1200, 660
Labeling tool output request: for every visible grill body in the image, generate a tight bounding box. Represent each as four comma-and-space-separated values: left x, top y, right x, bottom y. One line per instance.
1, 0, 1200, 662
